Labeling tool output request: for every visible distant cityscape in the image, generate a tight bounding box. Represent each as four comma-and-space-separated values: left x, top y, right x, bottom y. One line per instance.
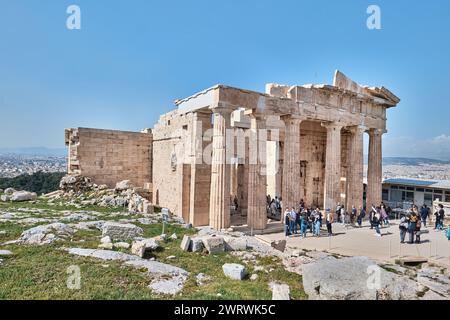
1, 150, 450, 182
0, 153, 67, 178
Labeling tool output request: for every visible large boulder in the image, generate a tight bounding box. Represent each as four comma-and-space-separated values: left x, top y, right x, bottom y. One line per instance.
417, 265, 450, 298
115, 180, 133, 191
10, 223, 74, 245
101, 222, 143, 241
191, 237, 204, 252
222, 263, 247, 280
269, 282, 290, 300
131, 238, 160, 258
4, 188, 17, 195
10, 191, 37, 202
59, 175, 93, 193
302, 256, 420, 300
223, 236, 248, 251
180, 235, 191, 251
202, 236, 225, 254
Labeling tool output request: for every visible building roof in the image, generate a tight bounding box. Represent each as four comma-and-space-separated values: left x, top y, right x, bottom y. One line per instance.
383, 178, 450, 190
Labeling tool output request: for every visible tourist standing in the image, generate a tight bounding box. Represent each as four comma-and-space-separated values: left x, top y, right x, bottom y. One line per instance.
351, 206, 357, 225
326, 209, 333, 236
420, 204, 429, 227
289, 207, 297, 235
373, 207, 382, 237
284, 208, 290, 236
381, 204, 389, 226
313, 208, 321, 237
357, 206, 365, 227
300, 210, 308, 238
399, 214, 409, 243
340, 205, 346, 225
408, 211, 419, 244
434, 204, 445, 230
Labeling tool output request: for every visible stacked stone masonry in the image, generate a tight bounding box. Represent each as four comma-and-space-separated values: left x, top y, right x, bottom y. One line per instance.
65, 71, 400, 230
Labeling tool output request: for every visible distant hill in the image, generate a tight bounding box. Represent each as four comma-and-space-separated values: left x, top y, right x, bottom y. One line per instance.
382, 157, 450, 165
0, 147, 66, 157
363, 156, 450, 165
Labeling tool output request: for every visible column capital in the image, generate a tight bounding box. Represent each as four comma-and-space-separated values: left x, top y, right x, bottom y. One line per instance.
280, 114, 305, 125
347, 125, 367, 135
210, 103, 234, 116
367, 128, 386, 136
321, 122, 344, 131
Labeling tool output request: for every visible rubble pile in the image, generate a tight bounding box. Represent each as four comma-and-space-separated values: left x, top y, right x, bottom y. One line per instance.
46, 175, 155, 214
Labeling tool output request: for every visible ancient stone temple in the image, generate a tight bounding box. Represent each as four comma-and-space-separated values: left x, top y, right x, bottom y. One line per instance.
65, 71, 400, 230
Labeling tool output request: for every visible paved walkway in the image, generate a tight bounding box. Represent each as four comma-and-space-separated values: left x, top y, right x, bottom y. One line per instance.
257, 220, 450, 268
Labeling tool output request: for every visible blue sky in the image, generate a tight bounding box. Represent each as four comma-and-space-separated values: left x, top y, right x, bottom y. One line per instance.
1, 0, 450, 158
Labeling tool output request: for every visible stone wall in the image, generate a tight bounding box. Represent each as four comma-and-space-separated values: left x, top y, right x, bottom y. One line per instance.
65, 127, 152, 188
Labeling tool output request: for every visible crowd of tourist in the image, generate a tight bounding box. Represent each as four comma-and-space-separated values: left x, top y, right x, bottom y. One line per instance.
275, 196, 449, 242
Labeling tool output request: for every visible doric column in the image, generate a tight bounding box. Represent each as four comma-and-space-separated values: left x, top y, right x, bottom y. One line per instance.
209, 108, 232, 230
247, 115, 267, 230
281, 116, 303, 213
366, 128, 383, 210
346, 126, 365, 210
322, 122, 343, 211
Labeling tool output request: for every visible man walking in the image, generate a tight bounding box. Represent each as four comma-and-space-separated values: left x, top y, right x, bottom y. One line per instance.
420, 204, 429, 227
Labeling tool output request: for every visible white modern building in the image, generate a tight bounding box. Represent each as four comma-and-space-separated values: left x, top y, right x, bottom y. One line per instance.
382, 178, 450, 208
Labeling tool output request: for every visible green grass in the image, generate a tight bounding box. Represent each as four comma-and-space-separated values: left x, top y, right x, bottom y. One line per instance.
0, 201, 307, 300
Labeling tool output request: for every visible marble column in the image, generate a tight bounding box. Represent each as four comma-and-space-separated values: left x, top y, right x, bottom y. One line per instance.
366, 128, 383, 210
323, 122, 343, 211
247, 115, 267, 230
346, 126, 365, 211
209, 108, 232, 230
281, 116, 303, 213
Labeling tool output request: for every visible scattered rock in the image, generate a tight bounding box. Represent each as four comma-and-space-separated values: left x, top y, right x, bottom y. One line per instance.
10, 191, 37, 202
180, 235, 191, 251
166, 255, 176, 260
417, 266, 450, 298
137, 218, 155, 225
115, 180, 133, 191
191, 237, 204, 252
202, 236, 225, 255
4, 188, 17, 195
269, 282, 290, 300
271, 240, 286, 252
223, 236, 248, 251
0, 250, 13, 256
302, 256, 420, 300
9, 223, 74, 245
0, 195, 10, 202
148, 275, 187, 295
131, 238, 160, 258
250, 274, 258, 281
222, 263, 247, 280
113, 242, 130, 249
169, 233, 177, 240
66, 248, 141, 262
101, 222, 143, 241
100, 236, 112, 244
196, 273, 211, 286
98, 243, 113, 250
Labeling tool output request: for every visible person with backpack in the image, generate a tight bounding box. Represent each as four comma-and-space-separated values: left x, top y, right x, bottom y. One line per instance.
350, 206, 357, 226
